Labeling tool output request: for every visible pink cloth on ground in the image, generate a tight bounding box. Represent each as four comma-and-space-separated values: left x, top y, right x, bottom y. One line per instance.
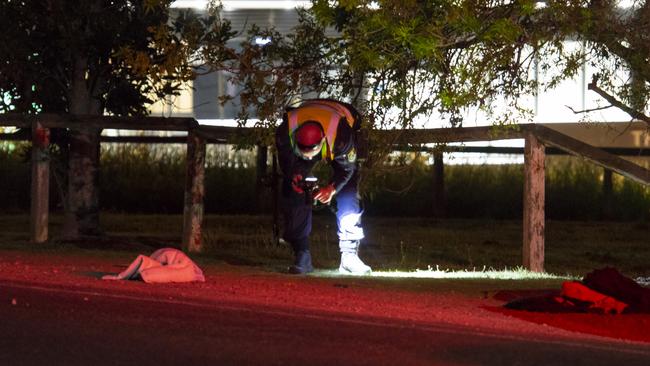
102, 248, 205, 283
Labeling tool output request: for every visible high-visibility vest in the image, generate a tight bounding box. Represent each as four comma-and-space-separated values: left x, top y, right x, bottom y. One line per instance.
287, 100, 357, 160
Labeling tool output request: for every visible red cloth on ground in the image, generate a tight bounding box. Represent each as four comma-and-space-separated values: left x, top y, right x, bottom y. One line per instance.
504, 267, 650, 314
560, 281, 628, 314
582, 267, 650, 313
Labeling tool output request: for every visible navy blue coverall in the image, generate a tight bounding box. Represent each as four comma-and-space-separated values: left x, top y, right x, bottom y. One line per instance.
275, 110, 364, 255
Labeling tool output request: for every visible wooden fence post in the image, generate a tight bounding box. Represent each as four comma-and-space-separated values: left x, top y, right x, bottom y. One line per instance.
255, 144, 268, 213
271, 151, 280, 246
432, 151, 446, 217
602, 168, 614, 219
30, 119, 50, 243
182, 130, 206, 253
523, 131, 546, 272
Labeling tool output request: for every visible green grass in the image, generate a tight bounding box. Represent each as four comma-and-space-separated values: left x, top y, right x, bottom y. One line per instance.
1, 213, 648, 279
341, 267, 573, 280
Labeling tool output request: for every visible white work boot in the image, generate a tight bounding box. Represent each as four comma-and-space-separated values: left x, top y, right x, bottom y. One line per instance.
339, 252, 372, 274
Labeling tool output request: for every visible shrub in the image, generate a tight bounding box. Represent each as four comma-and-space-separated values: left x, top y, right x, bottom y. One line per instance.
0, 142, 31, 212
0, 142, 648, 220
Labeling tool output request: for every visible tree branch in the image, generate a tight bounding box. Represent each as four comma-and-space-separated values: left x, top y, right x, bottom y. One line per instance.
588, 75, 650, 127
565, 104, 614, 114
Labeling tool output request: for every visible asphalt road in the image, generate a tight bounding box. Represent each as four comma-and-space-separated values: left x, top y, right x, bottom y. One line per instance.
2, 281, 650, 366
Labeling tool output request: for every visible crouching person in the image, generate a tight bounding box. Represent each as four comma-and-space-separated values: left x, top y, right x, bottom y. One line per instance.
275, 99, 371, 275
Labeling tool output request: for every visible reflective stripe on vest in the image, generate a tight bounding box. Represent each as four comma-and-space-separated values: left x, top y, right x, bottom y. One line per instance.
287, 101, 356, 160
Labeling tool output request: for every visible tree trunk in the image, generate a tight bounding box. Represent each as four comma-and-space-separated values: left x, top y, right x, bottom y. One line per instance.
62, 56, 103, 238
63, 128, 101, 238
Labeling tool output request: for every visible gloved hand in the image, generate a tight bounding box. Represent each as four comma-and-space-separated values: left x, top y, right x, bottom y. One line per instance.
291, 174, 304, 194
314, 184, 336, 204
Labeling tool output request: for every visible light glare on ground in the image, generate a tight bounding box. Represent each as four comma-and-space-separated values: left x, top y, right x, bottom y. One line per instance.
317, 266, 575, 280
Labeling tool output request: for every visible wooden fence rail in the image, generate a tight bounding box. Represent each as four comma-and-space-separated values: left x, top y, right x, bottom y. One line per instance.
1, 114, 649, 272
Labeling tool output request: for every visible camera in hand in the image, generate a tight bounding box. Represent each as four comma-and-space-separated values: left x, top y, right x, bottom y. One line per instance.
300, 176, 319, 205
